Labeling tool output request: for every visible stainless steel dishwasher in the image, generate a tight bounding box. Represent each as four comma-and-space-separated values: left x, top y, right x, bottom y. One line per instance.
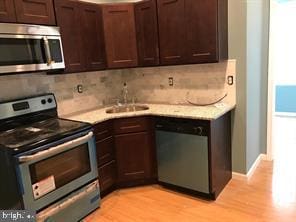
156, 117, 210, 195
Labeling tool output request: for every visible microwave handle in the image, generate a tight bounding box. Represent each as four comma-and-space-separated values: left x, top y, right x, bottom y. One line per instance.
42, 37, 53, 66
18, 131, 93, 163
37, 180, 99, 221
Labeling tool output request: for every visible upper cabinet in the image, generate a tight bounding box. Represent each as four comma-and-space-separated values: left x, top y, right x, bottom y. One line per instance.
55, 0, 106, 73
80, 3, 106, 71
0, 0, 228, 75
157, 0, 228, 65
102, 4, 138, 69
135, 0, 159, 66
14, 0, 56, 25
185, 0, 228, 63
55, 0, 85, 73
157, 0, 186, 65
0, 0, 17, 23
0, 0, 56, 25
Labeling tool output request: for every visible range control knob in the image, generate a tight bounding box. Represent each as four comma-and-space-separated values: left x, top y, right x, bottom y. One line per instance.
194, 127, 203, 135
41, 99, 46, 105
47, 98, 53, 103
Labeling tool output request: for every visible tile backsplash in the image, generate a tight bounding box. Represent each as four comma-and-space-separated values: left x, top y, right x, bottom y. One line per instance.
0, 60, 236, 116
122, 60, 236, 106
0, 70, 123, 115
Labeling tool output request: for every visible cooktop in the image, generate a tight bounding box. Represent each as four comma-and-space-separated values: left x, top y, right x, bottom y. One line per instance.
0, 94, 92, 154
0, 117, 91, 153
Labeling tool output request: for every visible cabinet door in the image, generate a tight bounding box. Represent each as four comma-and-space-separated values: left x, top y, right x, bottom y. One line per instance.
80, 3, 106, 71
96, 136, 115, 167
135, 0, 159, 66
157, 0, 185, 65
0, 0, 17, 22
102, 4, 138, 69
98, 160, 116, 195
115, 132, 154, 183
55, 0, 85, 73
14, 0, 56, 25
185, 0, 218, 63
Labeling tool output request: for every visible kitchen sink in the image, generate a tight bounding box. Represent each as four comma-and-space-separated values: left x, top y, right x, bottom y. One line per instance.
106, 105, 149, 114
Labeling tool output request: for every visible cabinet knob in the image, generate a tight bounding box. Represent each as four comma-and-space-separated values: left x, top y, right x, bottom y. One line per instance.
194, 127, 203, 135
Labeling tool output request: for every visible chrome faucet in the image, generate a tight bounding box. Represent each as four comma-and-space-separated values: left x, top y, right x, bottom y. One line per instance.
122, 82, 128, 105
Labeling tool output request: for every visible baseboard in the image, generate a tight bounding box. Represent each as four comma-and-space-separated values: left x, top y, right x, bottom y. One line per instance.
232, 154, 268, 179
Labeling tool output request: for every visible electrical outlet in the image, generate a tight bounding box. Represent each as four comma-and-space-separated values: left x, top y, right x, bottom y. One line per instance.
77, 84, 83, 93
227, 76, 234, 85
169, 77, 174, 86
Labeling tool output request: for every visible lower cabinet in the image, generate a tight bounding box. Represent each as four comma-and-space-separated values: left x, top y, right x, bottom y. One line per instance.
94, 117, 156, 196
94, 120, 116, 197
98, 160, 117, 195
115, 131, 155, 185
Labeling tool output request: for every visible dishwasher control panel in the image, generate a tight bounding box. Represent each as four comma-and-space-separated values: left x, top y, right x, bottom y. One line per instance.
155, 117, 209, 136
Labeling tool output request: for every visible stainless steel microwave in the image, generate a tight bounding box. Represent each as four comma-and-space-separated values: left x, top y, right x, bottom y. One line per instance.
0, 23, 65, 74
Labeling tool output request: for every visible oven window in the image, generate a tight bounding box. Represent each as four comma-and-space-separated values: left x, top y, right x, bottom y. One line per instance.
29, 144, 91, 189
0, 38, 46, 66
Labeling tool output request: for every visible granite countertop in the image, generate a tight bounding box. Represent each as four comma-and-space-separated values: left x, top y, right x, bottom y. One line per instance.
62, 103, 235, 124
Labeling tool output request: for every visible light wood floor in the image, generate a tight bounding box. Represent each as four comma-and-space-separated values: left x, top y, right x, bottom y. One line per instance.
85, 161, 296, 222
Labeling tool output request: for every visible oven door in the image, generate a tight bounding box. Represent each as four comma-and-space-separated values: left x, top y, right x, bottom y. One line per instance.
15, 131, 98, 211
0, 34, 65, 74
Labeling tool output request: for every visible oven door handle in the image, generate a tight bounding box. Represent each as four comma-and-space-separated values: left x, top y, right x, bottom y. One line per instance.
18, 131, 93, 163
37, 180, 99, 221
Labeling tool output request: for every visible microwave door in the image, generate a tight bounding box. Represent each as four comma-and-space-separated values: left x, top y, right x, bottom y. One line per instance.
0, 35, 65, 74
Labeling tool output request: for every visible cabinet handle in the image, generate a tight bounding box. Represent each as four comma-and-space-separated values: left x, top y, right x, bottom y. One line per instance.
18, 132, 93, 163
120, 125, 141, 130
193, 53, 211, 57
96, 130, 109, 135
164, 55, 181, 59
125, 171, 144, 176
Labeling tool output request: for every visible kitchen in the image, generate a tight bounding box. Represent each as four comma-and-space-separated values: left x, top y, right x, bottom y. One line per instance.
0, 0, 284, 221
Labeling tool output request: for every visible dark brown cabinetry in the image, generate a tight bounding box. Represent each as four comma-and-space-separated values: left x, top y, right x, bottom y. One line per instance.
157, 0, 185, 65
94, 120, 116, 197
55, 0, 84, 73
135, 0, 159, 66
0, 0, 17, 22
114, 117, 157, 187
185, 0, 228, 63
94, 117, 156, 196
98, 160, 116, 194
157, 0, 228, 65
115, 132, 155, 184
209, 112, 231, 198
81, 3, 106, 71
14, 0, 56, 25
0, 0, 55, 25
102, 4, 138, 69
55, 0, 106, 73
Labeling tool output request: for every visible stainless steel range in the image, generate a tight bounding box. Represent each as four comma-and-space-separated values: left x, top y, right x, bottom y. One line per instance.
0, 94, 100, 221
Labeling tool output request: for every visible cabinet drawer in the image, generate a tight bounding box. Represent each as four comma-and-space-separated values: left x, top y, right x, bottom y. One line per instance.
98, 160, 116, 193
94, 120, 113, 141
96, 136, 114, 167
113, 117, 150, 134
